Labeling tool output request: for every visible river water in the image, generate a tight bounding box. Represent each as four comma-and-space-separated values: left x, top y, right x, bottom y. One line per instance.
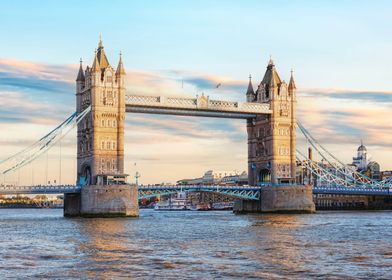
0, 209, 391, 279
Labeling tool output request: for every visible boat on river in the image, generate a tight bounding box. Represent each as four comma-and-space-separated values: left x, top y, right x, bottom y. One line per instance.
154, 192, 189, 211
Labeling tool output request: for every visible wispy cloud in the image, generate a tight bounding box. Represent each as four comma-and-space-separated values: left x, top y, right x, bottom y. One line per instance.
299, 88, 392, 103
0, 57, 391, 184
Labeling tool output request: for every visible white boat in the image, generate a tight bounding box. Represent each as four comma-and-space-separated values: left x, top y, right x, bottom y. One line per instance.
154, 192, 189, 211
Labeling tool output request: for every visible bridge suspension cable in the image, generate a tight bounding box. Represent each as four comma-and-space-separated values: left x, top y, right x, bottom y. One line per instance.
296, 121, 386, 189
297, 149, 364, 188
0, 106, 91, 175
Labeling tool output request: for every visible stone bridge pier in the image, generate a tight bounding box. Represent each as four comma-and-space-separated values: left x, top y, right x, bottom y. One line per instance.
234, 185, 315, 214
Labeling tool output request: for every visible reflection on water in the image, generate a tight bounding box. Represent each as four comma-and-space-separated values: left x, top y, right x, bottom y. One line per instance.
0, 209, 391, 279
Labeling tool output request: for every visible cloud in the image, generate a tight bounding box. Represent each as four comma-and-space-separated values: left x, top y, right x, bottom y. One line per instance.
299, 88, 392, 103
296, 87, 392, 170
0, 58, 76, 94
1, 57, 391, 184
163, 69, 249, 100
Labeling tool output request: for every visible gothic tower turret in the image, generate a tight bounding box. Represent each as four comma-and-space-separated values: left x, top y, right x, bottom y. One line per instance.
247, 59, 296, 185
246, 75, 255, 102
76, 39, 126, 185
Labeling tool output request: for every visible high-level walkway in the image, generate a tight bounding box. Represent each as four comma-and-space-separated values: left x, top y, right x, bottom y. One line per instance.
125, 94, 271, 119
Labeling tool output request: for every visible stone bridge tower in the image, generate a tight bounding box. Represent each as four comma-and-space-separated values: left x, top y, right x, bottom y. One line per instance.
247, 59, 297, 185
65, 40, 138, 217
75, 39, 126, 185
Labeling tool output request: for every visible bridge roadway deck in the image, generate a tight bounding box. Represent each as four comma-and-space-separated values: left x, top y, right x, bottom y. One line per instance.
0, 185, 81, 195
0, 185, 390, 197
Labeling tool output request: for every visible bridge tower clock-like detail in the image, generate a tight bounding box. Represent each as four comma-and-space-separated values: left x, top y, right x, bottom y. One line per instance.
247, 59, 297, 185
75, 39, 126, 185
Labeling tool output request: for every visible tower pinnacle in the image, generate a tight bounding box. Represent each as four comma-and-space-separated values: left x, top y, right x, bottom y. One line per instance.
246, 74, 255, 102
268, 55, 274, 66
116, 51, 126, 75
96, 38, 110, 69
98, 35, 103, 49
92, 49, 100, 72
289, 68, 296, 90
76, 58, 85, 81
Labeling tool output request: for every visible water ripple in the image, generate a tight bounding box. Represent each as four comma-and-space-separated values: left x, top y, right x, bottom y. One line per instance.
0, 209, 391, 279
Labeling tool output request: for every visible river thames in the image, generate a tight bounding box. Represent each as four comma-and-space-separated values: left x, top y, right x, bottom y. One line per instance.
0, 209, 391, 279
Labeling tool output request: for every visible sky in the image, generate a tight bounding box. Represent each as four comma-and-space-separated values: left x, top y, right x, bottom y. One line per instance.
0, 0, 391, 185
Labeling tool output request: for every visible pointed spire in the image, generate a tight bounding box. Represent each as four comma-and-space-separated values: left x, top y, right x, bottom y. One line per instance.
96, 37, 110, 69
98, 35, 103, 49
116, 51, 126, 75
289, 68, 296, 90
92, 49, 100, 72
246, 74, 254, 95
262, 57, 281, 88
76, 58, 85, 81
268, 55, 274, 66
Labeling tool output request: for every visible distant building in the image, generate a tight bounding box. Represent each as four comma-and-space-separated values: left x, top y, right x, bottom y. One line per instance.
366, 161, 380, 180
352, 141, 368, 171
351, 141, 381, 180
177, 170, 248, 185
381, 170, 392, 180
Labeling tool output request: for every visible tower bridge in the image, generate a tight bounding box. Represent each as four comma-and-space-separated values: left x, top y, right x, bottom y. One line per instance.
1, 39, 390, 216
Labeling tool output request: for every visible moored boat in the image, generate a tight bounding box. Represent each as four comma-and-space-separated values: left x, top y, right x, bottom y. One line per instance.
154, 192, 189, 211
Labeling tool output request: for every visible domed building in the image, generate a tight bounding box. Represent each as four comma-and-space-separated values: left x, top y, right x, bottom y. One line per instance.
352, 141, 368, 171
352, 141, 381, 180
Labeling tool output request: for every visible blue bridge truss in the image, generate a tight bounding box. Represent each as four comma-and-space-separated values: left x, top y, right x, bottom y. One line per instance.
138, 185, 262, 200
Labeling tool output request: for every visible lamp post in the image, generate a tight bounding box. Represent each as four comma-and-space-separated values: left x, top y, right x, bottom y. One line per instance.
133, 162, 140, 186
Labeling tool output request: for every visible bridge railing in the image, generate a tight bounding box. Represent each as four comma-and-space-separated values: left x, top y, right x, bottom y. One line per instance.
0, 185, 81, 194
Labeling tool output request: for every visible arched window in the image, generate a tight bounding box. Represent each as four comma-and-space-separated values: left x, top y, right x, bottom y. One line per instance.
107, 142, 111, 149
112, 142, 116, 150
107, 120, 111, 127
101, 120, 105, 127
113, 120, 116, 127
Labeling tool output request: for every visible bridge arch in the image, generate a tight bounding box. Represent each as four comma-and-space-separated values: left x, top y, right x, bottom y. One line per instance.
80, 165, 92, 185
258, 168, 271, 183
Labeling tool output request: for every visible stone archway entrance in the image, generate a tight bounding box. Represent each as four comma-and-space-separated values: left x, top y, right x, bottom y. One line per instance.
258, 169, 271, 184
80, 165, 92, 185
